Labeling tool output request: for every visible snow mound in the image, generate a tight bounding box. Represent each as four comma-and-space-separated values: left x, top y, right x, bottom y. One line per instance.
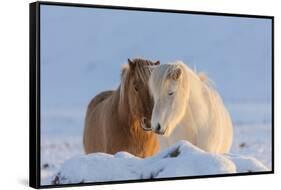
51, 141, 268, 184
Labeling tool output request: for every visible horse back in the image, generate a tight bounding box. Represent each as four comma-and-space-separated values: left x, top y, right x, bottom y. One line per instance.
87, 90, 114, 111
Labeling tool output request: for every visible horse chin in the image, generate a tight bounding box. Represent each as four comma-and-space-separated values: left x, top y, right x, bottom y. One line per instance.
162, 126, 173, 137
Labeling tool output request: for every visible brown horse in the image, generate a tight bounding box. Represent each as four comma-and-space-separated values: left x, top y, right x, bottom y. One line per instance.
83, 58, 160, 158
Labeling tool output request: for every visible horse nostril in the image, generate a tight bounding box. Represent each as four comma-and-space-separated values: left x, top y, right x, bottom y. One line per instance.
143, 117, 147, 124
156, 123, 161, 132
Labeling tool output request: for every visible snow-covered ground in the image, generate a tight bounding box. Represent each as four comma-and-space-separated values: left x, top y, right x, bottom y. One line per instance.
40, 102, 272, 185
48, 141, 267, 185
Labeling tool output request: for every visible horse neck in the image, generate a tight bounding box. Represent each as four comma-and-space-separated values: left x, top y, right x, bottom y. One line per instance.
182, 67, 210, 127
113, 87, 141, 132
183, 67, 207, 113
111, 86, 129, 125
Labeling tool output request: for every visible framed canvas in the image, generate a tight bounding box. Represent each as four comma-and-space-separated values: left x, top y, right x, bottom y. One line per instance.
29, 1, 274, 189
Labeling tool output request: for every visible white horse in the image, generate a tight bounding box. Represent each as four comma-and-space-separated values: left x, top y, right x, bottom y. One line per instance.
148, 61, 233, 153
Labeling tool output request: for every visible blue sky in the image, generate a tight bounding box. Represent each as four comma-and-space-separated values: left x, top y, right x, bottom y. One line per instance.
40, 5, 272, 110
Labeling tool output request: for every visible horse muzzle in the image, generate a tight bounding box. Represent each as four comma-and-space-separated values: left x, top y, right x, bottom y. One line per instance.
151, 122, 169, 135
141, 117, 152, 131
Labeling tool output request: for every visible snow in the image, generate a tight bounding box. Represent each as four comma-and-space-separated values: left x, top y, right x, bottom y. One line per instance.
40, 104, 272, 186
48, 141, 267, 185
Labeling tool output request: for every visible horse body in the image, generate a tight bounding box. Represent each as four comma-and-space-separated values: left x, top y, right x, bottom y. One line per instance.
150, 61, 233, 153
83, 59, 160, 158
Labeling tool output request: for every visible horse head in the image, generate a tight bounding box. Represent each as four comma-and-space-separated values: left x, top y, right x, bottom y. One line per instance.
120, 58, 160, 131
149, 62, 189, 136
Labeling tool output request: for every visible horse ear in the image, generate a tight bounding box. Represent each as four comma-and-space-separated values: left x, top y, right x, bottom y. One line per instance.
128, 58, 136, 68
154, 61, 160, 65
168, 68, 182, 80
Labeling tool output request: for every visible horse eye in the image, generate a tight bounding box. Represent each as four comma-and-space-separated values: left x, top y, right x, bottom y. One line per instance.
134, 86, 138, 92
168, 92, 174, 96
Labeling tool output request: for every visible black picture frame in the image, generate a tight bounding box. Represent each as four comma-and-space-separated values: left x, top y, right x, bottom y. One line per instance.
29, 1, 274, 189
